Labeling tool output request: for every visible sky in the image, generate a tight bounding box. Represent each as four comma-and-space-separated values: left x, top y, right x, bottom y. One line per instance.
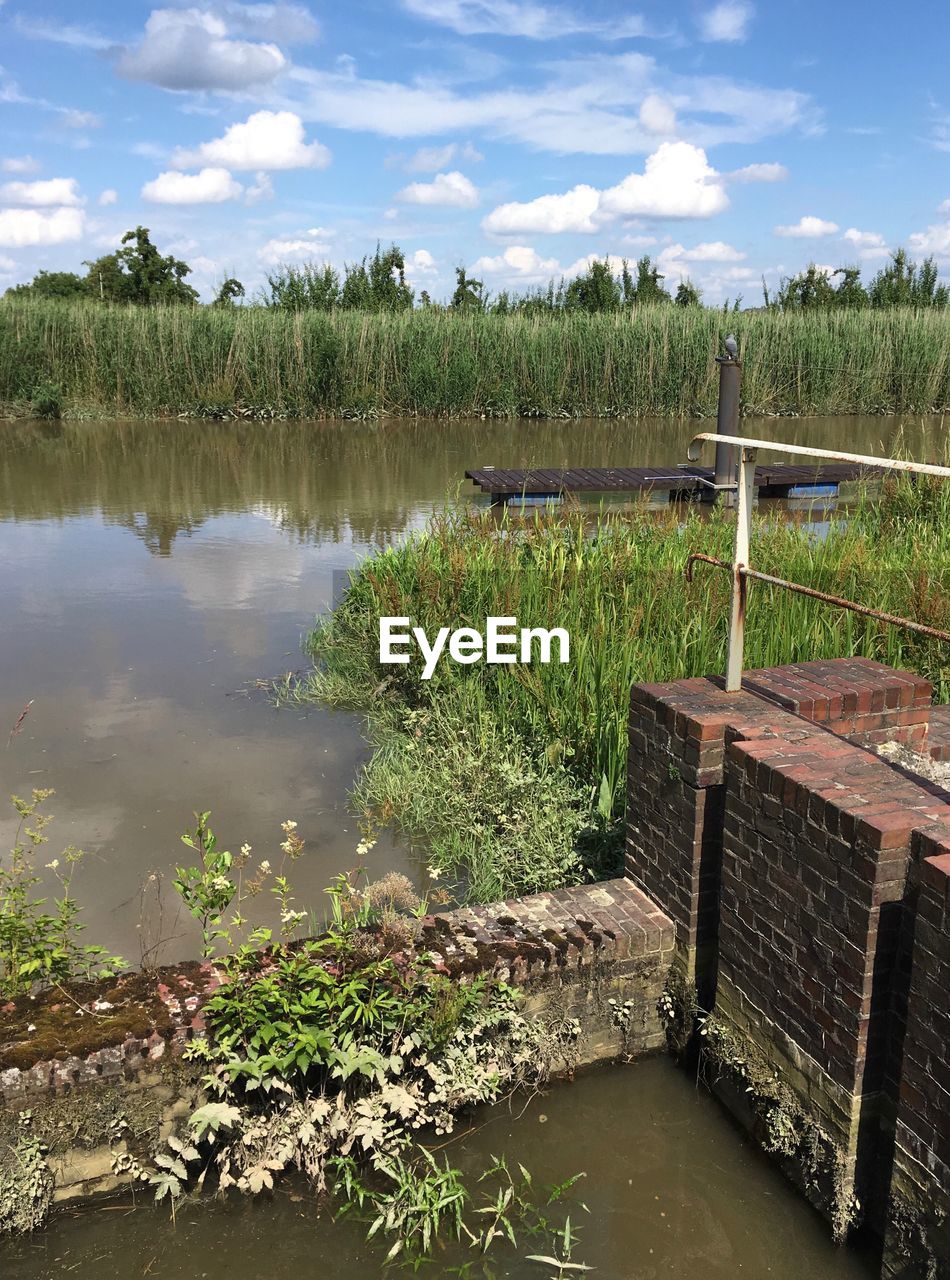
0, 0, 948, 304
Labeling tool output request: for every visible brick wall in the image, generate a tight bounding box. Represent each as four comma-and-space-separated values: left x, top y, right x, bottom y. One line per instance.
718, 728, 947, 1214
883, 835, 950, 1279
626, 657, 950, 1273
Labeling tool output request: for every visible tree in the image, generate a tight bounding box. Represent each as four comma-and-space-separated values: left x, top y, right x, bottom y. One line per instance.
451, 266, 484, 310
262, 263, 340, 310
674, 279, 702, 307
83, 227, 198, 305
340, 244, 414, 311
4, 270, 87, 300
776, 264, 839, 311
830, 266, 868, 309
869, 249, 948, 308
564, 258, 621, 312
213, 277, 245, 307
632, 255, 670, 305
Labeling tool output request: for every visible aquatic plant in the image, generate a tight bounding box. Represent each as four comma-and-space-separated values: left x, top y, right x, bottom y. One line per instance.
291, 476, 949, 898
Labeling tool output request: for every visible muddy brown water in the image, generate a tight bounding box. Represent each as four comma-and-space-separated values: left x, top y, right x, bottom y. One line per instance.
1, 1061, 877, 1279
0, 413, 943, 1276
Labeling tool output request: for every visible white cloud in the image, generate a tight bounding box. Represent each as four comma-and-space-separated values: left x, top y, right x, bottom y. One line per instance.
484, 184, 599, 235
842, 227, 887, 256
290, 55, 816, 156
775, 215, 839, 238
407, 248, 437, 274
672, 241, 746, 263
0, 177, 82, 207
638, 94, 676, 137
909, 222, 950, 261
59, 109, 102, 130
599, 142, 729, 220
729, 162, 788, 183
219, 2, 320, 43
0, 254, 15, 274
117, 8, 287, 91
1, 155, 40, 174
404, 141, 483, 172
173, 111, 330, 171
483, 144, 727, 235
98, 188, 118, 206
397, 170, 479, 208
939, 199, 950, 214
13, 15, 112, 50
141, 167, 243, 204
471, 244, 563, 279
257, 234, 331, 263
401, 0, 648, 39
699, 1, 754, 42
0, 206, 85, 247
245, 171, 274, 203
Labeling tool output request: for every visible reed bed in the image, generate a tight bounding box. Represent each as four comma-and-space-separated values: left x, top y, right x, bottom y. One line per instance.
293, 479, 950, 901
2, 299, 950, 419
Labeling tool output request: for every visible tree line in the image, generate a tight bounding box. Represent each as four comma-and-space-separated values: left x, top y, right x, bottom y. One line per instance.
5, 226, 947, 313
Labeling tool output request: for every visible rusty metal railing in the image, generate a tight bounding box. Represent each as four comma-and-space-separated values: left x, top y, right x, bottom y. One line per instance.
684, 434, 950, 691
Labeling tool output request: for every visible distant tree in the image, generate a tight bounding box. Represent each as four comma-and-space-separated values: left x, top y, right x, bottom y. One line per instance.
776, 264, 839, 311
261, 263, 340, 310
213, 277, 245, 307
631, 255, 670, 305
451, 266, 484, 310
83, 227, 198, 305
4, 270, 87, 300
830, 266, 868, 309
340, 244, 414, 311
869, 248, 948, 308
674, 279, 702, 307
565, 258, 622, 312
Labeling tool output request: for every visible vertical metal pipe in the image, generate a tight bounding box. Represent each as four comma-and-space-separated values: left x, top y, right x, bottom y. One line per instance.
714, 336, 742, 502
725, 446, 756, 691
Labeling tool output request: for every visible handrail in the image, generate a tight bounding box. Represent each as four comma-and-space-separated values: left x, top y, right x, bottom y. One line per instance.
688, 433, 950, 479
685, 434, 950, 690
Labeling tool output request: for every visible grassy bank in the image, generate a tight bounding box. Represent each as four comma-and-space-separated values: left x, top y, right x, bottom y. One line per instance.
2, 299, 950, 419
291, 479, 949, 902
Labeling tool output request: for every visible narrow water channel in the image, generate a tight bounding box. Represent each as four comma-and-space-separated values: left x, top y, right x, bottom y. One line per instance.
2, 1060, 877, 1279
0, 413, 943, 1276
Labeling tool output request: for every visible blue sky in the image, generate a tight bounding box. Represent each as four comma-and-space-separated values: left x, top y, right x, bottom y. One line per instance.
0, 0, 948, 303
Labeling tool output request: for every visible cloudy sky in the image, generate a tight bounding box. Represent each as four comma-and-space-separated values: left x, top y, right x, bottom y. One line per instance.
1, 0, 948, 303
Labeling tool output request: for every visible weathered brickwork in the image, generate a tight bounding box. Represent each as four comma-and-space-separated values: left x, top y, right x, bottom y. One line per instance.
719, 728, 949, 1213
627, 677, 813, 998
626, 658, 950, 1277
883, 837, 950, 1279
1, 880, 673, 1211
741, 657, 933, 748
929, 704, 950, 763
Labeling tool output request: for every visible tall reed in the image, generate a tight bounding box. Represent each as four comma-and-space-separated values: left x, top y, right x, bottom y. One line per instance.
2, 300, 949, 419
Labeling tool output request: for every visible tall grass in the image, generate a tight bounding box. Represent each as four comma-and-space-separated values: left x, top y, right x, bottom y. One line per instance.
2, 299, 949, 419
292, 479, 949, 901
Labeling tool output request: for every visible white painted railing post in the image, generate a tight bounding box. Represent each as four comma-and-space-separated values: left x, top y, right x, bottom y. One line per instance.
726, 446, 757, 691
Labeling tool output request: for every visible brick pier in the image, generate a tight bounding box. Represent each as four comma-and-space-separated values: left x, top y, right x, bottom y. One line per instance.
626, 657, 950, 1278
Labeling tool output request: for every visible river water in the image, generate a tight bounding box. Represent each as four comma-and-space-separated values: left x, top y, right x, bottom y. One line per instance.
0, 412, 943, 1276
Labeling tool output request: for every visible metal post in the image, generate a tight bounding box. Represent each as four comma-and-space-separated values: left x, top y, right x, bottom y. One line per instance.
713, 335, 741, 504
725, 446, 756, 691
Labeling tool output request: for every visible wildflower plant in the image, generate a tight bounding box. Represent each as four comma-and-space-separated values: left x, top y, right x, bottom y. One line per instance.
0, 789, 124, 996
